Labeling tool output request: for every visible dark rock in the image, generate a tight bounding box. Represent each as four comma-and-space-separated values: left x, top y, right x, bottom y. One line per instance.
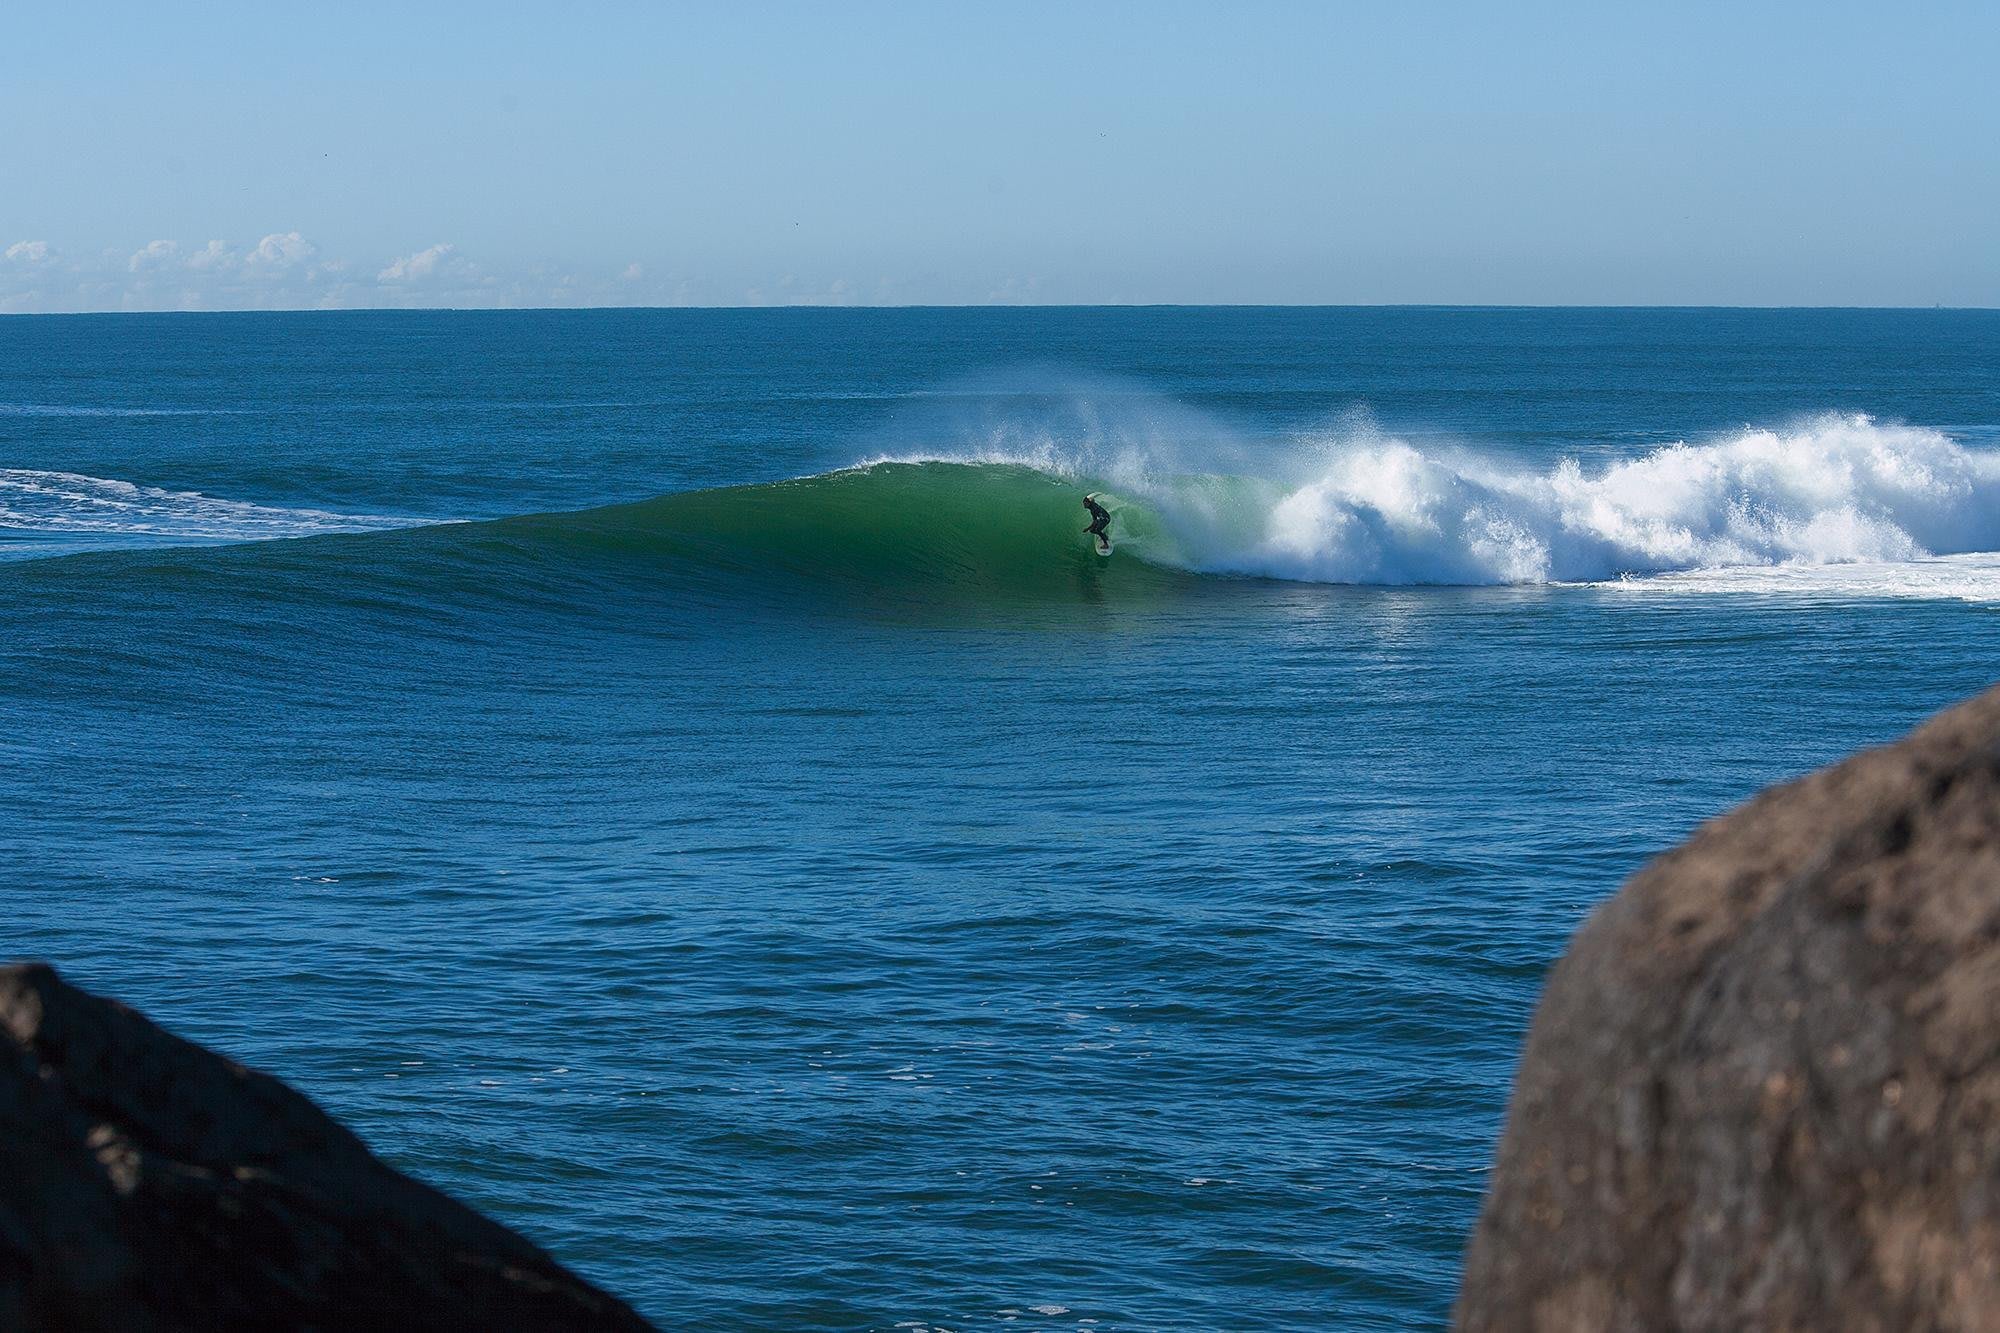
1458, 685, 2000, 1331
0, 962, 653, 1331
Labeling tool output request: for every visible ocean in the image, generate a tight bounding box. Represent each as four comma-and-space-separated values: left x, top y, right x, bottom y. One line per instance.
5, 306, 1997, 1329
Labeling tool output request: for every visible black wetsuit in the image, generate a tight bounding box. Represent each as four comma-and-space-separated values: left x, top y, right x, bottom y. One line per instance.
1083, 496, 1111, 540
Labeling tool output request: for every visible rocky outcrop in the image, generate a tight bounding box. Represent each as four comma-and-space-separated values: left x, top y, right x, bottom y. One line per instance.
1458, 685, 2000, 1331
0, 962, 652, 1331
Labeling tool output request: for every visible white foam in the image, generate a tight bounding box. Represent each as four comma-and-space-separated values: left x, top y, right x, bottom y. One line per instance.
0, 469, 414, 555
0, 403, 247, 418
1197, 416, 2000, 588
1588, 551, 2000, 604
879, 413, 2000, 597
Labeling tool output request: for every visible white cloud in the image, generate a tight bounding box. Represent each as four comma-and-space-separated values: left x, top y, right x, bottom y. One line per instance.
129, 239, 179, 272
377, 243, 455, 282
244, 231, 315, 268
185, 240, 234, 270
0, 236, 744, 311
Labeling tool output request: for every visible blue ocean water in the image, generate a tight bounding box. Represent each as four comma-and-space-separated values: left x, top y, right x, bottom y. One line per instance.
5, 307, 1998, 1329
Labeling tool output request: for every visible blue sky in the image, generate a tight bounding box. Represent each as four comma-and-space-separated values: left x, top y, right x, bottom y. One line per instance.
3, 1, 1994, 311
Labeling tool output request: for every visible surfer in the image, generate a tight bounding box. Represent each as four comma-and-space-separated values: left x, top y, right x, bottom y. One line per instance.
1082, 493, 1111, 552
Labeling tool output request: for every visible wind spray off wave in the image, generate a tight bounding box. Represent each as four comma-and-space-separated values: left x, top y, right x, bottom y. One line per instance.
874, 414, 2000, 591
14, 412, 2000, 603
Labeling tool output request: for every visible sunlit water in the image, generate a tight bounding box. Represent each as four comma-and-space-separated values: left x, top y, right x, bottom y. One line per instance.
6, 307, 1997, 1329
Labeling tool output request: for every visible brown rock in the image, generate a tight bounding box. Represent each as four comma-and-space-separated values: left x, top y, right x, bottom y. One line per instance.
0, 962, 653, 1331
1459, 684, 2000, 1332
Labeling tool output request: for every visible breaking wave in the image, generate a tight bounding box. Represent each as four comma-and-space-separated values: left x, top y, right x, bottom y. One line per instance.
841, 412, 2000, 593
0, 469, 412, 558
14, 415, 2000, 603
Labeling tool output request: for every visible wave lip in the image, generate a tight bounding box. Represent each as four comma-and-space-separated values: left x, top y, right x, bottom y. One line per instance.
459, 415, 2000, 607
15, 414, 1998, 606
0, 469, 416, 559
926, 412, 2000, 591
487, 459, 1166, 603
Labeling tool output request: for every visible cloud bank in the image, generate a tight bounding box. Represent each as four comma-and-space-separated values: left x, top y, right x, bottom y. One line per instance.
1, 233, 479, 311
0, 232, 952, 312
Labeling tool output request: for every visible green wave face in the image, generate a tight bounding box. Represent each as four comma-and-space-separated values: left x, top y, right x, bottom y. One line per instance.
493, 461, 1195, 604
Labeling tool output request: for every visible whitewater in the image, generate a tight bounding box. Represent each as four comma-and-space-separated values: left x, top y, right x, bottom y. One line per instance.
10, 305, 2000, 1330
862, 413, 2000, 595
0, 467, 410, 559
21, 410, 1992, 601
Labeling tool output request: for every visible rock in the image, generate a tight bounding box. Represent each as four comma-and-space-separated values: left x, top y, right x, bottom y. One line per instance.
0, 962, 653, 1331
1458, 685, 2000, 1331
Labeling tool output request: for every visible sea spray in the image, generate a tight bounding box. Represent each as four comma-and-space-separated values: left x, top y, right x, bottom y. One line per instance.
13, 415, 2000, 598
863, 413, 2000, 588
12, 307, 2000, 1330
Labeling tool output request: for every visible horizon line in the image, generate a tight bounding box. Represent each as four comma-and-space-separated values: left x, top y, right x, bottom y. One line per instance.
2, 301, 1994, 318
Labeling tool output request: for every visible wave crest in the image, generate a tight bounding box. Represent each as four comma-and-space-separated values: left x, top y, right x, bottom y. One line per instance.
876, 413, 2000, 587
17, 415, 2000, 604
0, 469, 412, 558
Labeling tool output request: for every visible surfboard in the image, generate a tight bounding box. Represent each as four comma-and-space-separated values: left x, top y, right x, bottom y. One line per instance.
1084, 491, 1115, 556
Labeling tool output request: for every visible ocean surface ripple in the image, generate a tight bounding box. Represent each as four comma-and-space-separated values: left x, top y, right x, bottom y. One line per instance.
5, 307, 1998, 1329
